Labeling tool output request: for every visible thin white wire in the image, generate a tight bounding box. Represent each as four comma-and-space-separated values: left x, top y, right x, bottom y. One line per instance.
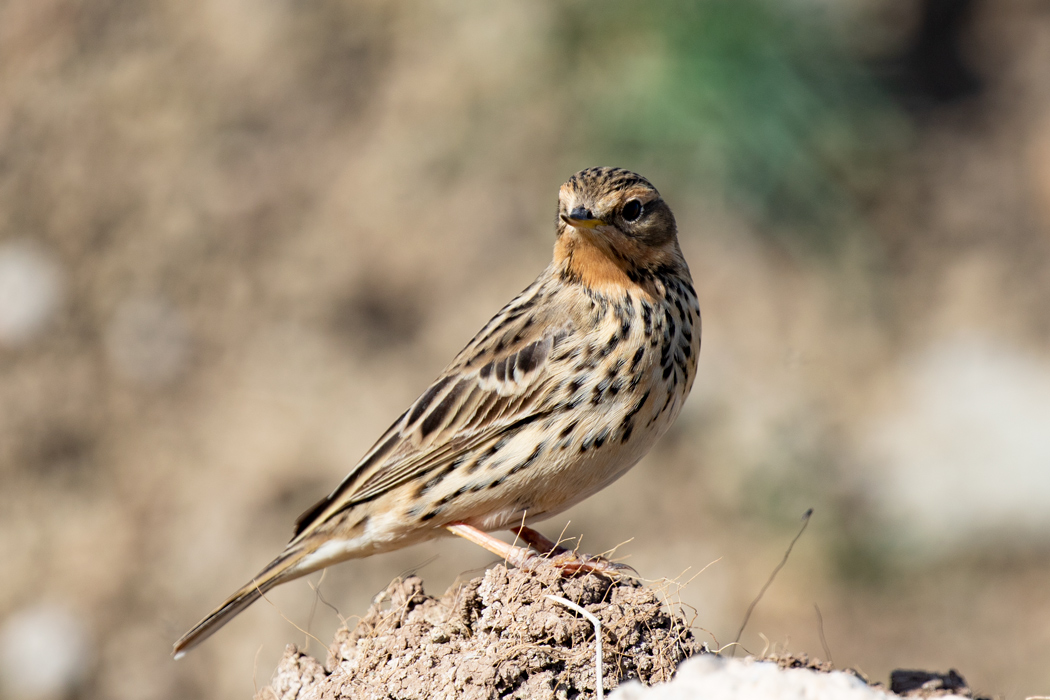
546, 594, 603, 700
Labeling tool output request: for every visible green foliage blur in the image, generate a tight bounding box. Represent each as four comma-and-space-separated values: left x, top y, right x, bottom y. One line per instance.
551, 0, 907, 254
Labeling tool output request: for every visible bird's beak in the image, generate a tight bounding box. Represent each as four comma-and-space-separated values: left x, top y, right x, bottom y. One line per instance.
561, 207, 605, 230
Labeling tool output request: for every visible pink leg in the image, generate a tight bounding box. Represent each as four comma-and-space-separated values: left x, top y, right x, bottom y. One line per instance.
446, 522, 634, 577
445, 522, 539, 570
510, 525, 571, 556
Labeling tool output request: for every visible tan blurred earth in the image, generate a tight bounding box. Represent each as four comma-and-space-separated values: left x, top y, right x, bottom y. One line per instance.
1, 2, 1049, 699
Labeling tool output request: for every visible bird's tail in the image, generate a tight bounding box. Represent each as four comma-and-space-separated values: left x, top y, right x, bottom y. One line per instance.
172, 545, 313, 659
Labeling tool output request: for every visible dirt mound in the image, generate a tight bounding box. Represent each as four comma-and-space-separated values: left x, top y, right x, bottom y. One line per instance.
257, 563, 700, 700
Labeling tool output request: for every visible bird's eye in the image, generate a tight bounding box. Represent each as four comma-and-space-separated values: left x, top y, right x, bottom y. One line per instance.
622, 199, 643, 222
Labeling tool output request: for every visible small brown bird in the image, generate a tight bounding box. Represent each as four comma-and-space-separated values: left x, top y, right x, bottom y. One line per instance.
173, 167, 701, 657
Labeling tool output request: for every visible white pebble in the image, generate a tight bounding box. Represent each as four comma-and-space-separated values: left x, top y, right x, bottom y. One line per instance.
0, 604, 91, 700
0, 240, 63, 347
865, 335, 1050, 549
609, 655, 968, 700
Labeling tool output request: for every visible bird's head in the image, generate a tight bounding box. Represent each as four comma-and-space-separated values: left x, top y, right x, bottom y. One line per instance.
554, 167, 684, 292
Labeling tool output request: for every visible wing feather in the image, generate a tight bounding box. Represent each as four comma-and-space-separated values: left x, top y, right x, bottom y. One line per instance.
291, 299, 570, 542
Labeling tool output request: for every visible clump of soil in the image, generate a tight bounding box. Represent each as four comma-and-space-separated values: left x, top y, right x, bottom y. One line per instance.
257, 563, 700, 700
889, 669, 980, 698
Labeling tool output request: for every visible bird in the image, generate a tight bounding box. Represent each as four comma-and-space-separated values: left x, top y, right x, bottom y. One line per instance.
173, 166, 701, 658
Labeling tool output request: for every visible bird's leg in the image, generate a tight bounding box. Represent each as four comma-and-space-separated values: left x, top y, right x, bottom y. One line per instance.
446, 522, 539, 570
511, 525, 637, 577
510, 525, 571, 557
446, 522, 634, 578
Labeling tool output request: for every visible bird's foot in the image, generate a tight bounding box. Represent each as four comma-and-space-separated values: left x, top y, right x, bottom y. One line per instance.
539, 549, 636, 578
511, 525, 635, 577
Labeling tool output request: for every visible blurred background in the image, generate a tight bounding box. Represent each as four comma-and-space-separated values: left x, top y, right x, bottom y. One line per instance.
1, 0, 1049, 698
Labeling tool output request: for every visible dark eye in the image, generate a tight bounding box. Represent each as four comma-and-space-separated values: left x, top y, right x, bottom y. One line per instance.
622, 199, 643, 222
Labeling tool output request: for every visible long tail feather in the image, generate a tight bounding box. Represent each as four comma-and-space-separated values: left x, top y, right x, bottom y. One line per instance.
172, 548, 309, 658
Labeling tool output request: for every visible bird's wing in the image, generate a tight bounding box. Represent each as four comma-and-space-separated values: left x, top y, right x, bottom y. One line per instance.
290, 287, 573, 541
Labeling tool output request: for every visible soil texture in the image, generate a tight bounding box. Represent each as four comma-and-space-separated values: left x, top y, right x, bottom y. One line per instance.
257, 563, 699, 700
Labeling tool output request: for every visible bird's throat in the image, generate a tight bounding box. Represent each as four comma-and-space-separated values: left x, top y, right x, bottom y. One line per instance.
553, 231, 634, 294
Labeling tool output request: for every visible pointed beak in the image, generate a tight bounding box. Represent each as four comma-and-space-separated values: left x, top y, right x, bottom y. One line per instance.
561, 206, 605, 230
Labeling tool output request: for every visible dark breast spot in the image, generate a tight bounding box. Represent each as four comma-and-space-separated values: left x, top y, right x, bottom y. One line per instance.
630, 346, 645, 371
581, 428, 610, 452
576, 357, 599, 372
414, 459, 463, 497
660, 336, 673, 367
473, 437, 508, 471
641, 302, 653, 335
437, 485, 471, 507
622, 389, 651, 427
511, 442, 545, 474
591, 377, 612, 404
650, 390, 676, 425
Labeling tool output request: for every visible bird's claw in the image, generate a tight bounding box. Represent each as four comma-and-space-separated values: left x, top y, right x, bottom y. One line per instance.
523, 549, 637, 579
